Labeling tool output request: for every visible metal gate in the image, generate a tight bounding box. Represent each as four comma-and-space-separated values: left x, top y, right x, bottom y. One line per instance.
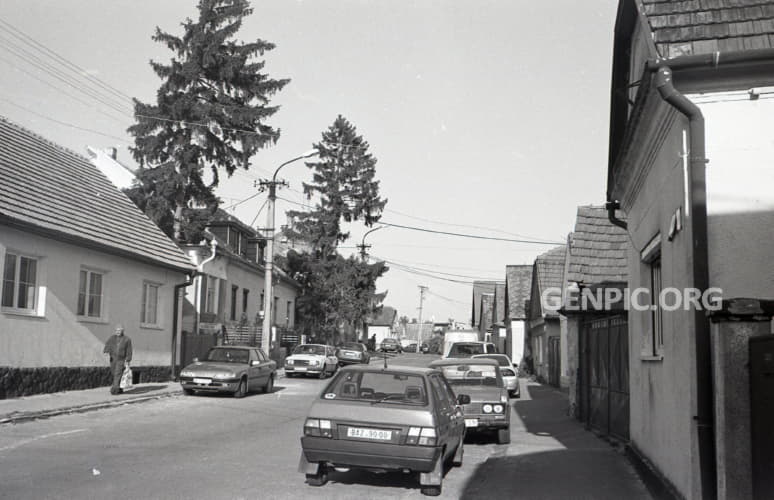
581, 315, 629, 441
181, 332, 217, 371
548, 336, 561, 388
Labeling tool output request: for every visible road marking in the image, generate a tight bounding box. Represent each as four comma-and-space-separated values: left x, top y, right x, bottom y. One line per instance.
0, 428, 88, 452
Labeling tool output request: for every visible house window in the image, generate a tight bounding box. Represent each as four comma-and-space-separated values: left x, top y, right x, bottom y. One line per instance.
273, 296, 279, 326
242, 289, 249, 315
286, 300, 292, 328
141, 282, 160, 326
77, 269, 103, 318
2, 252, 38, 312
641, 234, 663, 358
230, 285, 238, 321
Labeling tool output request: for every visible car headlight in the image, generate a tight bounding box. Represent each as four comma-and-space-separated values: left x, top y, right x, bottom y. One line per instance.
483, 404, 493, 414
310, 360, 320, 366
180, 370, 194, 377
212, 373, 233, 379
285, 359, 294, 365
493, 404, 504, 413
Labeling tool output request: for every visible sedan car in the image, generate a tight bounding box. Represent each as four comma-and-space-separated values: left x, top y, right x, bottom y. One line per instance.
336, 342, 371, 366
285, 344, 339, 378
179, 346, 276, 397
471, 354, 519, 398
298, 365, 470, 496
379, 338, 403, 353
429, 358, 511, 444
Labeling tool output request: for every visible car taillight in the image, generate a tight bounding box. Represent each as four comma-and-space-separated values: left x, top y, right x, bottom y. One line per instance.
406, 427, 436, 446
304, 419, 333, 438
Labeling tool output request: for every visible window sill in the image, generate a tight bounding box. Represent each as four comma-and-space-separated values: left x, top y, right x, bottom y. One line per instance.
78, 316, 109, 325
2, 308, 45, 319
140, 323, 164, 331
640, 354, 664, 362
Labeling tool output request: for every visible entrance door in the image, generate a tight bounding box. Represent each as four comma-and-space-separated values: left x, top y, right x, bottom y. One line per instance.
582, 315, 629, 441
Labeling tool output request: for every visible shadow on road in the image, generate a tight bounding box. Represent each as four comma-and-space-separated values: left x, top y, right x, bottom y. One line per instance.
122, 385, 169, 395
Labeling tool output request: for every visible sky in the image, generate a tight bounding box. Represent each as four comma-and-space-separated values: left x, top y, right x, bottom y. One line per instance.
0, 0, 619, 325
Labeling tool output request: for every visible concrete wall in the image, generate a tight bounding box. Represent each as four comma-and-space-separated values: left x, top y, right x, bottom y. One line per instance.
1, 225, 186, 368
623, 102, 699, 499
507, 320, 526, 368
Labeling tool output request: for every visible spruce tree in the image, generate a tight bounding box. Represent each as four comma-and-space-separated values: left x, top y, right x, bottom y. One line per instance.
127, 0, 288, 242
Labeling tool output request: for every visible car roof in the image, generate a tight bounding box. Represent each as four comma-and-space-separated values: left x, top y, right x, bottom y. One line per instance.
297, 344, 328, 348
429, 358, 500, 367
339, 364, 436, 375
472, 354, 510, 359
211, 345, 253, 350
451, 341, 491, 345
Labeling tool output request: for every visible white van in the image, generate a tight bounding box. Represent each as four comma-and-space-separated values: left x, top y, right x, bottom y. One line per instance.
442, 330, 480, 358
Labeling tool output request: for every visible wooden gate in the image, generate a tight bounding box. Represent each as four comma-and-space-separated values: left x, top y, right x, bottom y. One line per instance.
548, 336, 561, 388
580, 315, 629, 441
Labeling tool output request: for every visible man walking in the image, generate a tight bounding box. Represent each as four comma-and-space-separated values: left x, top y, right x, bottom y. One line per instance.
104, 324, 132, 395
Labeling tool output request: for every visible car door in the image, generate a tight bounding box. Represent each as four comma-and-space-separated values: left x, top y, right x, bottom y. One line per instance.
440, 375, 466, 443
247, 349, 263, 388
428, 374, 456, 458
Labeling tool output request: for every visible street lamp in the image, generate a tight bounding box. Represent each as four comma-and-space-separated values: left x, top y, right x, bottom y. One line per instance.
358, 225, 386, 261
260, 149, 318, 355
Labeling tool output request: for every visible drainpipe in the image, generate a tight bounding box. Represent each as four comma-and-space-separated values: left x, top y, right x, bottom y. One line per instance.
171, 273, 195, 378
605, 200, 627, 230
653, 65, 716, 500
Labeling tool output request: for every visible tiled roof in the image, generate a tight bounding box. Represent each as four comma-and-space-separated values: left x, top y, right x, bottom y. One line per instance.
567, 206, 629, 286
492, 283, 506, 325
641, 0, 774, 58
209, 208, 257, 235
472, 281, 499, 327
505, 265, 532, 320
369, 305, 397, 326
534, 245, 567, 318
0, 117, 194, 272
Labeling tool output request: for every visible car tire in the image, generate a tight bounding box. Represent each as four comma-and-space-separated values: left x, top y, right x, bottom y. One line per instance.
233, 378, 247, 398
497, 428, 511, 444
182, 388, 195, 396
420, 485, 441, 497
263, 375, 274, 394
305, 468, 328, 487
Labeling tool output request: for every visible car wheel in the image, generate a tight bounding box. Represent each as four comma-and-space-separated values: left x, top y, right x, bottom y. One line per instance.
420, 485, 441, 497
233, 378, 247, 398
263, 374, 274, 394
497, 427, 511, 444
286, 372, 295, 378
306, 467, 328, 487
182, 388, 195, 396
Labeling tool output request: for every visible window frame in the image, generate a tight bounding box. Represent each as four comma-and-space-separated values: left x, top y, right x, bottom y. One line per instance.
641, 234, 664, 360
77, 267, 106, 321
141, 280, 162, 328
2, 251, 41, 316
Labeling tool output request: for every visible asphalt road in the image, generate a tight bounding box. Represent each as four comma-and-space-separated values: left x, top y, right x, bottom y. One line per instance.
0, 353, 650, 500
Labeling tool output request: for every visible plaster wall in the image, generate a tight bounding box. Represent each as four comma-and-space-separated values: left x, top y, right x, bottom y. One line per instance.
508, 320, 525, 367
698, 95, 774, 300
566, 316, 580, 413
624, 104, 699, 499
560, 315, 569, 388
0, 225, 186, 367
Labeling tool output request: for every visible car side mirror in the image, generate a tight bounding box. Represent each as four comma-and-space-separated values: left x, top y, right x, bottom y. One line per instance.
192, 357, 199, 362
457, 394, 471, 405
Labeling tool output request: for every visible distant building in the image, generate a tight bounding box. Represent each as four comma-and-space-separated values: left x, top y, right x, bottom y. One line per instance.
504, 265, 532, 368
527, 245, 566, 386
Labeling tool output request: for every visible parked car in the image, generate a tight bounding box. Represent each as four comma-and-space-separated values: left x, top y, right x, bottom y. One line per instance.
445, 341, 498, 358
420, 342, 430, 354
429, 358, 511, 444
298, 364, 470, 496
179, 346, 276, 397
336, 342, 371, 366
285, 344, 339, 378
379, 338, 403, 353
472, 354, 519, 398
405, 343, 418, 353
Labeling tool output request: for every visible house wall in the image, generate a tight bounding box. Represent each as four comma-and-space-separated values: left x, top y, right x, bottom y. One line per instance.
367, 325, 393, 346
507, 319, 525, 368
1, 226, 185, 368
623, 100, 699, 498
566, 315, 579, 413
560, 315, 569, 388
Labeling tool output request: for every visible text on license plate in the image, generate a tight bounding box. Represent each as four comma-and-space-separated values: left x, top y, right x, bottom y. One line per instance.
295, 366, 307, 371
465, 418, 479, 427
193, 378, 211, 384
347, 427, 392, 440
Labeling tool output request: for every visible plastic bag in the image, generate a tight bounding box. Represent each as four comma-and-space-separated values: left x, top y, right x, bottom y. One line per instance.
119, 366, 133, 390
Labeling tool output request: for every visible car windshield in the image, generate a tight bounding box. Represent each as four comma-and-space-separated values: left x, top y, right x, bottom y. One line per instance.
293, 345, 327, 355
206, 348, 248, 364
382, 339, 397, 344
448, 343, 485, 357
340, 343, 362, 351
439, 363, 502, 387
323, 371, 428, 405
475, 354, 510, 366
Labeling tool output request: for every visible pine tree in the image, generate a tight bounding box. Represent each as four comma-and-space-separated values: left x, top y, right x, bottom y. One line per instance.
127, 0, 288, 242
287, 115, 387, 256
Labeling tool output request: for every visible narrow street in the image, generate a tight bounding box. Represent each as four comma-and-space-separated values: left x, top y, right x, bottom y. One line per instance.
0, 353, 650, 500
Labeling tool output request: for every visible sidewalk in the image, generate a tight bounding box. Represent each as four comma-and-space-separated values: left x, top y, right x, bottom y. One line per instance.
0, 368, 288, 426
461, 380, 654, 500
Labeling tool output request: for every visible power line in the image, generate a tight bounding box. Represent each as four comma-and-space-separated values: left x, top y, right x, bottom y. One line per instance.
379, 221, 565, 245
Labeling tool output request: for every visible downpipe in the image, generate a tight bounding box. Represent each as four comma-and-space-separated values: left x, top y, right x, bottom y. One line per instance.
653, 66, 716, 500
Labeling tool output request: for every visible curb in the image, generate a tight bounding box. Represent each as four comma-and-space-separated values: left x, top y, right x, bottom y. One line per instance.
0, 390, 183, 426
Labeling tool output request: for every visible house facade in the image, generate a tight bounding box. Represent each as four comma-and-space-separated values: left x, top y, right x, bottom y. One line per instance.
491, 282, 507, 352
471, 280, 497, 339
0, 117, 194, 398
366, 305, 397, 347
607, 2, 774, 498
527, 245, 566, 386
478, 292, 495, 342
504, 265, 532, 368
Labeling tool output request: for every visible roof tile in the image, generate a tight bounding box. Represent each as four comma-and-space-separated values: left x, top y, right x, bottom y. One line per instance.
505, 265, 532, 320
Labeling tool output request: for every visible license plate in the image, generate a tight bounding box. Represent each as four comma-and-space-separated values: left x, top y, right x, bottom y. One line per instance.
347, 427, 392, 440
295, 366, 307, 371
465, 418, 479, 428
193, 378, 211, 384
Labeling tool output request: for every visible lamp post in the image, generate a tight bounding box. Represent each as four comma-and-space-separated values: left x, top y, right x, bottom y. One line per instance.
357, 225, 385, 261
260, 149, 318, 355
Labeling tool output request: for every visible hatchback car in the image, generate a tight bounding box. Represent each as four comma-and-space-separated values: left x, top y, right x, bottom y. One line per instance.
179, 346, 276, 397
379, 338, 403, 353
298, 365, 470, 496
429, 358, 511, 444
336, 342, 371, 366
285, 344, 339, 378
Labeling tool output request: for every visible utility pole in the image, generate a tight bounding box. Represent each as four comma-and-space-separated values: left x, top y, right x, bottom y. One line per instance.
416, 285, 427, 353
257, 150, 318, 356
357, 226, 385, 262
